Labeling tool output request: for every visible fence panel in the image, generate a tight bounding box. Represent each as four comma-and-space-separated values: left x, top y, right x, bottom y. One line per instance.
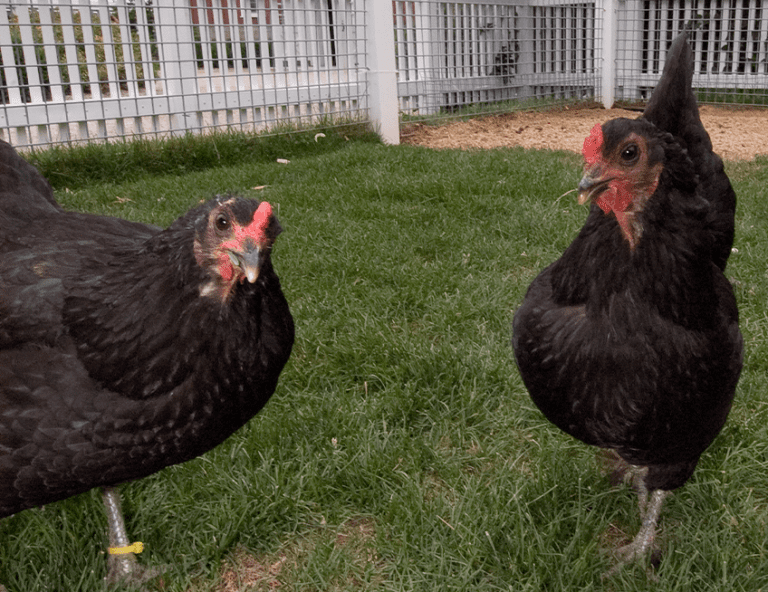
616, 0, 768, 104
1, 0, 767, 149
0, 0, 368, 149
396, 0, 599, 116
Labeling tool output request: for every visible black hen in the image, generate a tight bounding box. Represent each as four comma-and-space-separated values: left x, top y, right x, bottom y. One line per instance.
512, 33, 742, 574
0, 140, 294, 582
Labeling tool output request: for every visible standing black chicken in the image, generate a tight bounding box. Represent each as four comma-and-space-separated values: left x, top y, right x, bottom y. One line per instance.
0, 140, 294, 583
512, 32, 742, 574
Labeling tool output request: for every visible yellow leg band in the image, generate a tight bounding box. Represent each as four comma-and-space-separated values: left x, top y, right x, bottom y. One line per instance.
107, 542, 144, 555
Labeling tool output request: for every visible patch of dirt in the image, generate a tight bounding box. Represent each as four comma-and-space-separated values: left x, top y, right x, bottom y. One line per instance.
401, 105, 768, 162
212, 517, 379, 592
215, 548, 286, 592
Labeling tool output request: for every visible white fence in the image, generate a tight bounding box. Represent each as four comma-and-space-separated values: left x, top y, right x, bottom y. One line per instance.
1, 0, 767, 150
393, 0, 768, 114
0, 0, 387, 148
394, 0, 600, 115
614, 0, 768, 104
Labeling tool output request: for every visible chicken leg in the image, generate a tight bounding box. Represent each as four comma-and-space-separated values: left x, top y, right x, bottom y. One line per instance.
598, 454, 668, 577
102, 487, 161, 585
604, 488, 669, 578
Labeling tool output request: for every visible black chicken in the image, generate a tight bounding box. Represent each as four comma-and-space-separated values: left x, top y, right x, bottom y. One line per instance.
0, 140, 294, 583
512, 32, 742, 574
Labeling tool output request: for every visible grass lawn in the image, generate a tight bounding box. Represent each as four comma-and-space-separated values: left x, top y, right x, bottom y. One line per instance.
2, 130, 768, 591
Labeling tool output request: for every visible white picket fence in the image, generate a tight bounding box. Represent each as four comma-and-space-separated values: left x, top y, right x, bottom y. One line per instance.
614, 0, 768, 104
1, 0, 767, 150
393, 0, 768, 114
0, 0, 384, 148
394, 0, 599, 115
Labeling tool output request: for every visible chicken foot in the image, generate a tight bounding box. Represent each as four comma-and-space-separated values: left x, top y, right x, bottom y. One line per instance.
102, 487, 162, 586
603, 488, 669, 579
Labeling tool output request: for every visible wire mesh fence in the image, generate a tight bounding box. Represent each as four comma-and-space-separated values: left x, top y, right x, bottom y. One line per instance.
615, 0, 768, 106
0, 0, 369, 149
394, 0, 602, 118
400, 0, 768, 124
1, 0, 767, 150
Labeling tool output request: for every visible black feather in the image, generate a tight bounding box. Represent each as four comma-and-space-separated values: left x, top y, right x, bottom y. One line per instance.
642, 31, 736, 271
513, 32, 742, 496
0, 140, 294, 518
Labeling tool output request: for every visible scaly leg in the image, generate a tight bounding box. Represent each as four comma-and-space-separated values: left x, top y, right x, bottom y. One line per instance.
603, 488, 669, 578
634, 471, 650, 519
102, 487, 161, 585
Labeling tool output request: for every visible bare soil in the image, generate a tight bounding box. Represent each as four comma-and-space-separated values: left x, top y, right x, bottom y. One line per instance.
400, 105, 768, 162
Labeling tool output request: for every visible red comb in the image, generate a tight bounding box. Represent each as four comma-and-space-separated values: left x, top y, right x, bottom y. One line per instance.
252, 202, 273, 235
582, 123, 603, 165
222, 202, 273, 248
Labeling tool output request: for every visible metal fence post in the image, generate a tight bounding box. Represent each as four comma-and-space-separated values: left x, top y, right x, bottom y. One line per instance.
366, 0, 400, 144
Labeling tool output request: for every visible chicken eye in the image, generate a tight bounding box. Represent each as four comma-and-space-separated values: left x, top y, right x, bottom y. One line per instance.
215, 214, 230, 232
620, 144, 639, 162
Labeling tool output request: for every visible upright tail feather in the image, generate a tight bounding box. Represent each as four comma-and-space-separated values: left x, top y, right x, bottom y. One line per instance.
642, 33, 736, 271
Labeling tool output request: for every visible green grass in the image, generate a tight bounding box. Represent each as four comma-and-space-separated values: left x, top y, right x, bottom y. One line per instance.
1, 134, 768, 592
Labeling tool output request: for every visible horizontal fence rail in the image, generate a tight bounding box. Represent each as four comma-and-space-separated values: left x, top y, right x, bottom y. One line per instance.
0, 0, 766, 149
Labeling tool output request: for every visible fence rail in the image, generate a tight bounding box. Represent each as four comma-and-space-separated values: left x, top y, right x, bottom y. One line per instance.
1, 0, 767, 150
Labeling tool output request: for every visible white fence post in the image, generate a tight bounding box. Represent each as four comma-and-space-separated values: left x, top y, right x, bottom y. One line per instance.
155, 0, 200, 135
366, 0, 400, 145
597, 0, 618, 108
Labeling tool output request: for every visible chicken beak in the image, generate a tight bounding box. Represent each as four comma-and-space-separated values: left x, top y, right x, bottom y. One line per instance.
577, 168, 610, 205
228, 245, 262, 283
